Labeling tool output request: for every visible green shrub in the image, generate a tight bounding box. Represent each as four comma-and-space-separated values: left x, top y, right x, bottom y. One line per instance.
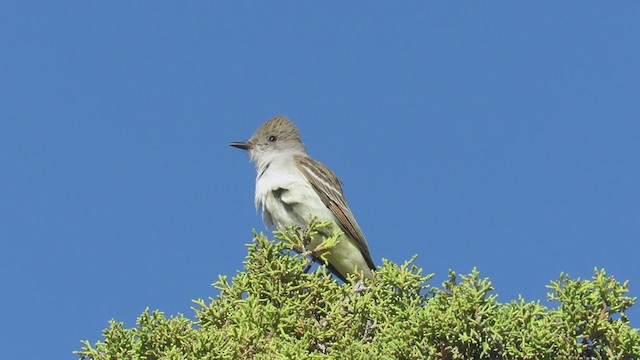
76, 221, 640, 359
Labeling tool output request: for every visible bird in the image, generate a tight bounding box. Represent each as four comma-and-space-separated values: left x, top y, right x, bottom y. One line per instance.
229, 115, 375, 281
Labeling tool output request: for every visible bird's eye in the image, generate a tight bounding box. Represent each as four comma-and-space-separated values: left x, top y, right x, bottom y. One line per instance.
268, 135, 277, 142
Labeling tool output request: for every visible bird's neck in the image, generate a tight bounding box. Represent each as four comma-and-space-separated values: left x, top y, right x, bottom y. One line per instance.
253, 150, 305, 182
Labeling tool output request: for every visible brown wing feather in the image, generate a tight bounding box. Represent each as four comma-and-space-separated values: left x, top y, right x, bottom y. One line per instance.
295, 155, 375, 270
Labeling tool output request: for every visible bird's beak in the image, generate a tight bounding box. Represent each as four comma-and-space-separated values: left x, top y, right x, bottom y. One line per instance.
229, 141, 251, 151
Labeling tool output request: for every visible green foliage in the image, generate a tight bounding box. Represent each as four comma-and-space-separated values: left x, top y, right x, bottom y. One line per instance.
76, 221, 640, 359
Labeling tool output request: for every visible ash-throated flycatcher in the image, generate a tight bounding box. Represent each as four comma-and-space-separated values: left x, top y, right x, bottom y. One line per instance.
230, 115, 375, 281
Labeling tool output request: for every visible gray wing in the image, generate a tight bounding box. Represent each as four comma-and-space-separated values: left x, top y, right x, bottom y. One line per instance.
294, 155, 375, 270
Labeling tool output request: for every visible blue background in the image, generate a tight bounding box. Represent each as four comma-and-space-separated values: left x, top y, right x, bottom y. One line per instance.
1, 2, 638, 358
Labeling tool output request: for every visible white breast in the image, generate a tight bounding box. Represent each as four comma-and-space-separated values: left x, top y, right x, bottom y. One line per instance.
255, 158, 334, 229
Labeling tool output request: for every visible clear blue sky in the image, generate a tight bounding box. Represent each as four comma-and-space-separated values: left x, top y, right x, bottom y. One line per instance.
1, 2, 639, 358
